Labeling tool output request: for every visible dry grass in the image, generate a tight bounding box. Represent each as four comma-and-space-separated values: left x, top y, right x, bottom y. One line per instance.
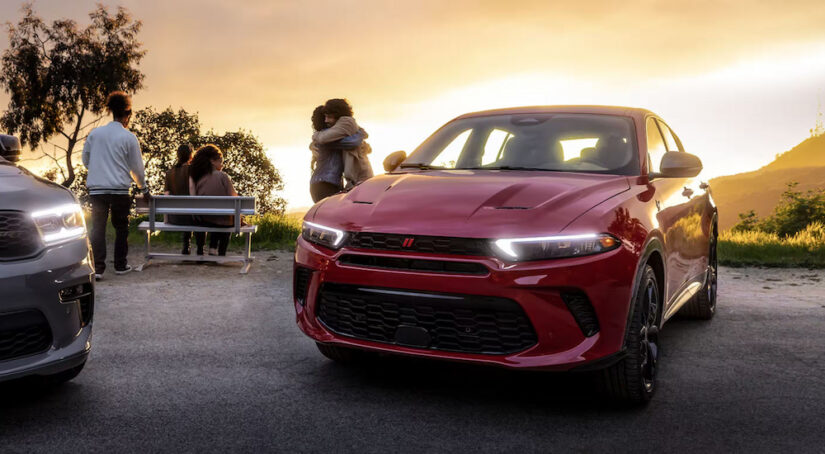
117, 213, 302, 251
719, 222, 825, 268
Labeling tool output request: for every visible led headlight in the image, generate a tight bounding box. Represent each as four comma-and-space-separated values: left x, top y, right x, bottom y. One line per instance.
31, 203, 87, 246
493, 233, 620, 261
302, 221, 346, 249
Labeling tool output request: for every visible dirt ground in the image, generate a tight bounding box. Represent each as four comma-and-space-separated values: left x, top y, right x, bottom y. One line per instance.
722, 266, 825, 310
114, 246, 295, 298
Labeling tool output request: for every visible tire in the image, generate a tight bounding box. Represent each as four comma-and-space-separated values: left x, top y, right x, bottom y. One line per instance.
40, 360, 86, 386
601, 265, 661, 405
315, 343, 366, 363
680, 227, 717, 320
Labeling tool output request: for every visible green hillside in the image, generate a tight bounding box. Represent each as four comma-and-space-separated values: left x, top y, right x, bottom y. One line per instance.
711, 134, 825, 230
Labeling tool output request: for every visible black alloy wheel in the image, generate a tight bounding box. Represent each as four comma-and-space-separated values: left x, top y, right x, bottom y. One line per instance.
638, 275, 660, 394
602, 264, 661, 404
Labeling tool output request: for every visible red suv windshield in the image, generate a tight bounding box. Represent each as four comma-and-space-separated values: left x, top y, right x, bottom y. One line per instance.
403, 113, 639, 176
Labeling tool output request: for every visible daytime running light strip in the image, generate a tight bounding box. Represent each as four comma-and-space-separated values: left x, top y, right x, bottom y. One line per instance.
303, 221, 345, 246
494, 233, 601, 258
31, 203, 82, 219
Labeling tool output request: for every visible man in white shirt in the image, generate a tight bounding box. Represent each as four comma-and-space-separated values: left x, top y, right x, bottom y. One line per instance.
82, 91, 150, 280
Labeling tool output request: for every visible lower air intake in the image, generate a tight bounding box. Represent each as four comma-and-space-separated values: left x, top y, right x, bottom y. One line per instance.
560, 290, 600, 337
294, 267, 313, 305
317, 283, 537, 355
0, 310, 53, 362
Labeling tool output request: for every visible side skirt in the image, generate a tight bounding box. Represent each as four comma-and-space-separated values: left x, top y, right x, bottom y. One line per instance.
662, 268, 708, 322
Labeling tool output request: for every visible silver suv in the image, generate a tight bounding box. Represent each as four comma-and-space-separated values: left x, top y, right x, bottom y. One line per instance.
0, 134, 93, 384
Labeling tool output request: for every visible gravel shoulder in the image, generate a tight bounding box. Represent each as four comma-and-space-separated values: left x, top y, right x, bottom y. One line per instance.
1, 248, 824, 452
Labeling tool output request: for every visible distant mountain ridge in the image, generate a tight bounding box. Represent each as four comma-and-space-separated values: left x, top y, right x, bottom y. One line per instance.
710, 134, 825, 230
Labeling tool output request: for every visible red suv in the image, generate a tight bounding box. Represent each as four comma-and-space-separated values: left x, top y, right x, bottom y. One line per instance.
294, 106, 717, 403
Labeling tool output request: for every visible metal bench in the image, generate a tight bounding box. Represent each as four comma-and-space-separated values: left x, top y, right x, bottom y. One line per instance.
135, 195, 257, 274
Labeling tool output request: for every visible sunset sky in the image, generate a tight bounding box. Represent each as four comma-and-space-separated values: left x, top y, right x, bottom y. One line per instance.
2, 0, 825, 209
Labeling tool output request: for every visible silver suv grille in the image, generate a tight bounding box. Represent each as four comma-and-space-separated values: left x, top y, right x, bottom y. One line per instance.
0, 211, 42, 261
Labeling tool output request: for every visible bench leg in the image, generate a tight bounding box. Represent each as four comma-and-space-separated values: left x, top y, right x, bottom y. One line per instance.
136, 230, 152, 272
239, 232, 253, 274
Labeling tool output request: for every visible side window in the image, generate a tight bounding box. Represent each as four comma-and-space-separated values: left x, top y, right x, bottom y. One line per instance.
432, 129, 472, 168
481, 129, 512, 165
657, 120, 681, 152
646, 117, 668, 172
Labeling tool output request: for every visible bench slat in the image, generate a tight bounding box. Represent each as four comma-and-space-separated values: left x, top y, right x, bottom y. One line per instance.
138, 222, 257, 233
146, 208, 256, 215
135, 195, 256, 216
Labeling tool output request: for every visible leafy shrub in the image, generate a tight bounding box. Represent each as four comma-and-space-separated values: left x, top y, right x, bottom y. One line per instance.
732, 182, 825, 237
731, 210, 759, 233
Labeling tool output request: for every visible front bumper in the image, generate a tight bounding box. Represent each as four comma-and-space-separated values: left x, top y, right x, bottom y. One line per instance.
0, 238, 94, 382
293, 236, 638, 371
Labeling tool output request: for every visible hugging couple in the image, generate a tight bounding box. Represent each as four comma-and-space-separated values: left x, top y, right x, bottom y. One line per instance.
309, 98, 374, 202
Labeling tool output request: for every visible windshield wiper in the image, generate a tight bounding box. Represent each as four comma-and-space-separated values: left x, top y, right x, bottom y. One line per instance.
399, 163, 447, 170
462, 166, 550, 171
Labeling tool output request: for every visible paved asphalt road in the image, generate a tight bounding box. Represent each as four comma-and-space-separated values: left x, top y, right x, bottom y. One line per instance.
1, 252, 824, 453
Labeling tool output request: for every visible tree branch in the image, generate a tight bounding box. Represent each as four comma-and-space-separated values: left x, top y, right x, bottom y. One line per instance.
80, 114, 104, 132
70, 104, 86, 141
32, 29, 55, 66
38, 147, 67, 180
46, 141, 68, 153
42, 148, 63, 163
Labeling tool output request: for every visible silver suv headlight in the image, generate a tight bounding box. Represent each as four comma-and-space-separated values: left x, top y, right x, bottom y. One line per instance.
31, 203, 87, 246
493, 233, 620, 261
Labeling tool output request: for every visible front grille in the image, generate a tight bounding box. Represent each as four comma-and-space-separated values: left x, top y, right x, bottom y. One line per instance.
0, 310, 53, 362
0, 211, 42, 261
347, 232, 489, 256
317, 283, 537, 355
561, 290, 600, 337
294, 267, 313, 305
338, 254, 489, 275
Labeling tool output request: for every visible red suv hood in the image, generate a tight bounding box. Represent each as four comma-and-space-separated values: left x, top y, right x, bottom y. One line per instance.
311, 170, 630, 238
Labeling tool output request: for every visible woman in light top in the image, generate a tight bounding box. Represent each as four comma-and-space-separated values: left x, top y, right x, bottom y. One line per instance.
188, 144, 237, 256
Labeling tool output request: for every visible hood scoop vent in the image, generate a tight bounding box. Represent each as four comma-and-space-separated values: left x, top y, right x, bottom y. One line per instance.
494, 206, 530, 210
352, 201, 373, 205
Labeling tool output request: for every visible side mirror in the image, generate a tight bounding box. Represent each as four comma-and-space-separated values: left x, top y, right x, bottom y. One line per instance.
652, 151, 702, 178
383, 150, 407, 173
0, 134, 22, 163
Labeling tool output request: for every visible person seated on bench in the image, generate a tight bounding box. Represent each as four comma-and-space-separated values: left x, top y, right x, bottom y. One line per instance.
164, 143, 194, 255
188, 144, 238, 256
